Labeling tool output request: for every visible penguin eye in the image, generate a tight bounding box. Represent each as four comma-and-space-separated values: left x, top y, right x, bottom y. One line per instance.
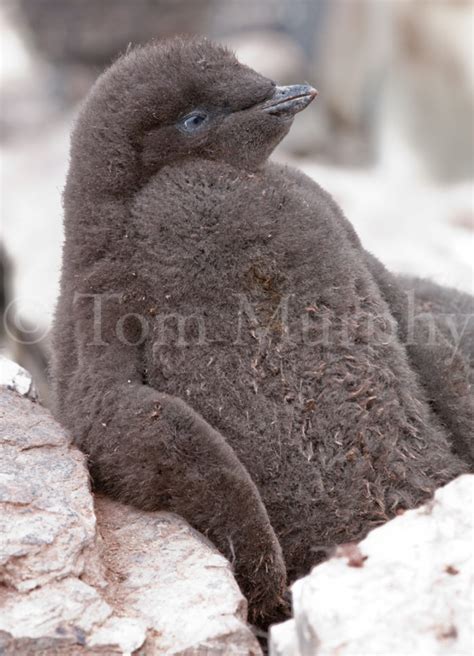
180, 111, 208, 133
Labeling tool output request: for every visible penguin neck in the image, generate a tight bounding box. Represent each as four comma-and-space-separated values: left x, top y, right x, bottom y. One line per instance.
63, 129, 143, 272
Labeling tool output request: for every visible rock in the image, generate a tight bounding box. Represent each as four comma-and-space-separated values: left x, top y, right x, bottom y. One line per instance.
270, 474, 474, 656
93, 497, 261, 655
269, 620, 298, 656
0, 388, 96, 593
0, 355, 37, 399
0, 360, 261, 655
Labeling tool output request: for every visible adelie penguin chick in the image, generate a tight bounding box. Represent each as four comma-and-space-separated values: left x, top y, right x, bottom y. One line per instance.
52, 38, 472, 626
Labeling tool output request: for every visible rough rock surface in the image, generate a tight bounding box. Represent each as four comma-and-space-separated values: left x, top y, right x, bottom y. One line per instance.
270, 474, 474, 656
0, 360, 261, 655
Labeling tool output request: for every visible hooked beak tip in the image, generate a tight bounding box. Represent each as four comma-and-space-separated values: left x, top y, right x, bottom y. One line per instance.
262, 84, 318, 117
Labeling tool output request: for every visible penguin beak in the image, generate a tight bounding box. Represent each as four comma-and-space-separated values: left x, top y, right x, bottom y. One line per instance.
261, 84, 318, 117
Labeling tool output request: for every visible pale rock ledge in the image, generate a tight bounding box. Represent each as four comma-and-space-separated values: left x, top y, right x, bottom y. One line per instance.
270, 473, 473, 656
0, 358, 261, 655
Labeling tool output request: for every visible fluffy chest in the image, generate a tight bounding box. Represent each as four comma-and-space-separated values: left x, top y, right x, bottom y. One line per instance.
131, 162, 372, 388
131, 163, 343, 312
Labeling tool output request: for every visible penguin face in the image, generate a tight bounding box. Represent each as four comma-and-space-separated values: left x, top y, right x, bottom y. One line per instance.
74, 38, 317, 190
138, 41, 317, 172
132, 39, 317, 173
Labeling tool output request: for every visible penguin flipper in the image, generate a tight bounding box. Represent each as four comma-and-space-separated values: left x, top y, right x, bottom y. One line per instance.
54, 276, 288, 628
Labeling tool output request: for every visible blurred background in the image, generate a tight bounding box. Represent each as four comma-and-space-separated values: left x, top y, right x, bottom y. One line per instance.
1, 0, 473, 403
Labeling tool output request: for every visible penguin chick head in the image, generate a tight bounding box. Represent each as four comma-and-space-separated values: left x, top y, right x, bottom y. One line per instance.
139, 39, 318, 173
71, 37, 317, 192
